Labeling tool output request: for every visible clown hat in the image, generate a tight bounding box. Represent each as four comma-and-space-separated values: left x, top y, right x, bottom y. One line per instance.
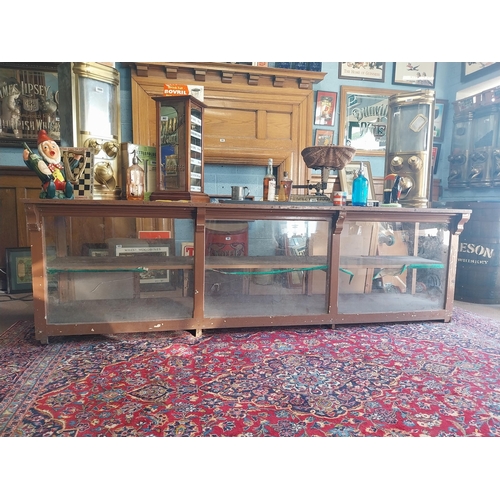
37, 130, 52, 145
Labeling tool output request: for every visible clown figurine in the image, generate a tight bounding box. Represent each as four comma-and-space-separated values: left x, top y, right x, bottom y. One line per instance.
23, 130, 80, 199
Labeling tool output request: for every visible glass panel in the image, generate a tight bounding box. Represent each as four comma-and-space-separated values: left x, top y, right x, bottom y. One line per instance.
388, 103, 431, 152
472, 112, 496, 148
43, 215, 194, 324
451, 119, 471, 153
338, 220, 449, 314
159, 100, 186, 191
203, 218, 330, 318
78, 76, 118, 137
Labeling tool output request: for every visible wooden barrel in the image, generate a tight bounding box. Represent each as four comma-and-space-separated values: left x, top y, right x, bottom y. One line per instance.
449, 202, 500, 303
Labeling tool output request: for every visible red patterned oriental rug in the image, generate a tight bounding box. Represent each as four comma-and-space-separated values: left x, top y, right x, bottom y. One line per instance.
1, 308, 500, 437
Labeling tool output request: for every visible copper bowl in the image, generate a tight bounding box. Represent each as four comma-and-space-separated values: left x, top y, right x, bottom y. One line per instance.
301, 146, 356, 170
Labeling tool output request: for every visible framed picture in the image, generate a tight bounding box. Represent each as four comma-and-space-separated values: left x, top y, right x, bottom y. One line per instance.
6, 247, 32, 294
338, 161, 375, 202
338, 63, 385, 82
431, 144, 441, 174
392, 62, 436, 88
434, 100, 448, 142
0, 63, 60, 148
314, 91, 337, 126
339, 86, 395, 157
461, 62, 500, 83
314, 129, 334, 146
109, 238, 176, 292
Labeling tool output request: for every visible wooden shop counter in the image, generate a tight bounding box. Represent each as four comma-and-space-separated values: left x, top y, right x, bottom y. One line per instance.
23, 199, 470, 343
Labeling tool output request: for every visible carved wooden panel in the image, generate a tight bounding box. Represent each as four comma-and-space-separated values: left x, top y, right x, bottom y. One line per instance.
128, 63, 325, 186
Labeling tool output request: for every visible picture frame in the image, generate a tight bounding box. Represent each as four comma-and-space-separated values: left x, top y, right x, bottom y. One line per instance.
338, 86, 395, 156
431, 144, 441, 175
433, 100, 448, 142
6, 247, 32, 294
108, 238, 176, 292
338, 63, 385, 82
314, 91, 337, 126
0, 63, 60, 148
392, 62, 436, 88
314, 129, 334, 146
461, 62, 500, 83
338, 161, 375, 202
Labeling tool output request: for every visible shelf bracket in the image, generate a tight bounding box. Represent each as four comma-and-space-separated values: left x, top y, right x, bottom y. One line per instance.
164, 66, 178, 79
273, 76, 285, 88
248, 74, 260, 86
194, 69, 206, 81
135, 64, 149, 77
221, 71, 234, 84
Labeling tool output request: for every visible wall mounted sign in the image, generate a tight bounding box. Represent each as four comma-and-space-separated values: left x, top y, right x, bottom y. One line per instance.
0, 63, 59, 148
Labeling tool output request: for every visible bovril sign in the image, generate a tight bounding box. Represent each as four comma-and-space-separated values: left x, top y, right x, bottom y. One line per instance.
458, 240, 498, 266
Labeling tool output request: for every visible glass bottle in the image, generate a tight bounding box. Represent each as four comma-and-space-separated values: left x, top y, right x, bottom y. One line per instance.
352, 162, 368, 206
279, 171, 293, 201
126, 150, 145, 201
278, 181, 286, 201
263, 158, 276, 201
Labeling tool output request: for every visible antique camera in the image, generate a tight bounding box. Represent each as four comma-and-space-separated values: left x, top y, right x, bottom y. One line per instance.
58, 63, 121, 199
384, 90, 435, 208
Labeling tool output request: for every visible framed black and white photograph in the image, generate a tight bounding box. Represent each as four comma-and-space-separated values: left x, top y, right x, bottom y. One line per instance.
338, 161, 375, 202
338, 63, 385, 82
392, 62, 436, 88
461, 62, 500, 83
6, 247, 32, 294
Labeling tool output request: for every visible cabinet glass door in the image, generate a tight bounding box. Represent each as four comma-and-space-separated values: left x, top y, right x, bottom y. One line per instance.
203, 218, 332, 319
41, 214, 194, 325
338, 219, 450, 314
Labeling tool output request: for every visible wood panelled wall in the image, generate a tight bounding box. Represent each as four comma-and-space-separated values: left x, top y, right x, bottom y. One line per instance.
0, 168, 41, 285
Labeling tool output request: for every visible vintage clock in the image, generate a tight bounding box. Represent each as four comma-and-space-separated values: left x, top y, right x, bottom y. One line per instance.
150, 95, 209, 202
384, 89, 435, 208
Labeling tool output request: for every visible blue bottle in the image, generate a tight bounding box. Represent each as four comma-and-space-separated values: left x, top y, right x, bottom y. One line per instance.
352, 162, 368, 206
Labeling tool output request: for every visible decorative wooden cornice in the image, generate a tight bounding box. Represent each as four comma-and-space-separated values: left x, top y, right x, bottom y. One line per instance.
122, 62, 326, 90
